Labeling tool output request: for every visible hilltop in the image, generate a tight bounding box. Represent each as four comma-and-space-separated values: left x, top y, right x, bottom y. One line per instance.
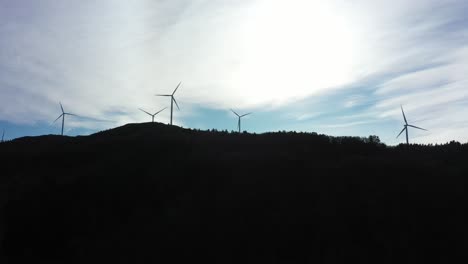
0, 123, 467, 263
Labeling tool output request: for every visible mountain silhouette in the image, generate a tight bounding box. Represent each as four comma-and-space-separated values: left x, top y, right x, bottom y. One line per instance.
0, 123, 467, 263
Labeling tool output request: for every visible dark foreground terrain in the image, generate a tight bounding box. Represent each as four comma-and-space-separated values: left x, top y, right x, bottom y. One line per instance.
0, 123, 467, 263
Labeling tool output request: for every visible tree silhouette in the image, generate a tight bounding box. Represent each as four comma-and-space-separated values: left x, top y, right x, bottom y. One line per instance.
0, 123, 466, 263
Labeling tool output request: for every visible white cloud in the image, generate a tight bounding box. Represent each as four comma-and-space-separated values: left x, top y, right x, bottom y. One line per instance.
1, 0, 468, 143
0, 0, 371, 126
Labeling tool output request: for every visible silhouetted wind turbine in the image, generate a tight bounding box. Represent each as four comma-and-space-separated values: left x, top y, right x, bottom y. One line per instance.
1, 129, 4, 143
139, 107, 167, 123
156, 82, 181, 125
53, 102, 78, 136
397, 105, 427, 145
231, 109, 252, 133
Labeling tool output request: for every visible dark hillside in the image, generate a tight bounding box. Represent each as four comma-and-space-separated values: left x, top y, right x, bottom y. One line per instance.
0, 123, 467, 263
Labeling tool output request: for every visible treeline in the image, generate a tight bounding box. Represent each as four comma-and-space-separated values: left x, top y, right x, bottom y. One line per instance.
0, 123, 467, 263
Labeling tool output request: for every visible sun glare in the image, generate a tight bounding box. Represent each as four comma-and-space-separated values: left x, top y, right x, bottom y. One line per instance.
234, 0, 359, 105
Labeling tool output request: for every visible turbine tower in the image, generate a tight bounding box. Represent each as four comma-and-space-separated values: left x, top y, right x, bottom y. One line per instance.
53, 102, 77, 136
397, 105, 427, 145
1, 129, 4, 143
139, 107, 167, 123
231, 109, 252, 133
156, 82, 181, 125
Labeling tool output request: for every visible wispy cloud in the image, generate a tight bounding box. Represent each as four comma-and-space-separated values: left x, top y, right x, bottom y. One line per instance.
318, 120, 379, 129
1, 1, 468, 143
277, 0, 468, 144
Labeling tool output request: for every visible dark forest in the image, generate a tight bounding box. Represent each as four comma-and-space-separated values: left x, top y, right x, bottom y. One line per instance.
1, 123, 467, 263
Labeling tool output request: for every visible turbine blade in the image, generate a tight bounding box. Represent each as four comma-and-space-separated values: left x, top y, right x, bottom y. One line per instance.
172, 82, 182, 95
65, 113, 79, 117
241, 112, 252, 117
139, 108, 152, 116
156, 94, 172, 97
53, 114, 64, 124
401, 105, 407, 124
396, 127, 406, 138
408, 124, 427, 131
172, 96, 180, 110
60, 102, 64, 113
154, 107, 167, 116
231, 109, 240, 117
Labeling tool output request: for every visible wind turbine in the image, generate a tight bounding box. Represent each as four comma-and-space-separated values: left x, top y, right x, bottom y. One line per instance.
397, 105, 427, 145
156, 82, 181, 125
139, 107, 167, 123
1, 129, 4, 143
231, 109, 252, 133
53, 102, 78, 136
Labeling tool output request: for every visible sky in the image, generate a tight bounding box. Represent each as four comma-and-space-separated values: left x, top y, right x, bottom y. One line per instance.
1, 0, 468, 145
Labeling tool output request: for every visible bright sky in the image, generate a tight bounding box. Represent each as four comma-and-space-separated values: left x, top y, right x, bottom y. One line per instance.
1, 0, 468, 144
